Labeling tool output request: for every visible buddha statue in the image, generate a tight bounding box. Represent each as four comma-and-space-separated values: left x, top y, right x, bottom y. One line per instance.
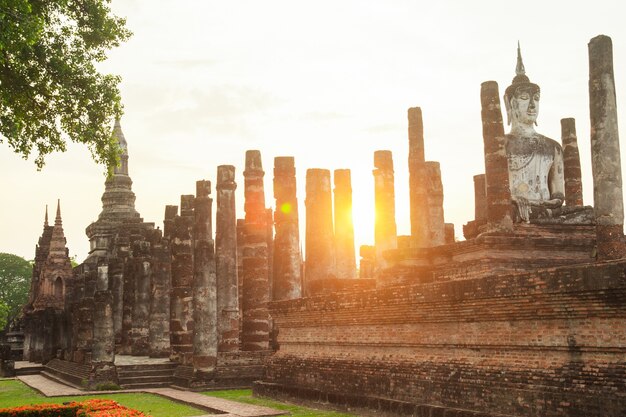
504, 45, 565, 222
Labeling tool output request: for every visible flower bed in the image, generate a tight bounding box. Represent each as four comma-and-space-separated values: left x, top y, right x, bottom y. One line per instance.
0, 399, 149, 417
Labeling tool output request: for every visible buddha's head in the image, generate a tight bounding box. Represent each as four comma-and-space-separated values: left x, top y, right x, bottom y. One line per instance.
504, 44, 540, 128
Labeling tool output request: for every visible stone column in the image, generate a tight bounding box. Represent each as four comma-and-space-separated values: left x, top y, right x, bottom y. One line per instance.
481, 81, 513, 230
170, 195, 195, 364
408, 107, 429, 248
273, 157, 302, 301
589, 35, 626, 260
561, 118, 584, 206
333, 169, 356, 279
193, 180, 217, 370
445, 223, 455, 244
91, 291, 116, 387
149, 235, 170, 357
305, 169, 335, 292
216, 166, 239, 352
164, 205, 178, 240
266, 208, 274, 294
120, 253, 134, 355
425, 161, 445, 246
92, 290, 114, 364
359, 245, 376, 279
373, 151, 397, 270
236, 218, 245, 347
130, 256, 151, 356
474, 174, 488, 221
108, 256, 125, 347
241, 150, 270, 351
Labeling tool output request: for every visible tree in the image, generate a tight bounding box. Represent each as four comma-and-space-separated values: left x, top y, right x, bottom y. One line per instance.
0, 253, 31, 328
0, 0, 131, 171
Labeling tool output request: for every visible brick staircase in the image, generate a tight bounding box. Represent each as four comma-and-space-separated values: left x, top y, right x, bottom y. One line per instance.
117, 362, 177, 389
43, 359, 90, 387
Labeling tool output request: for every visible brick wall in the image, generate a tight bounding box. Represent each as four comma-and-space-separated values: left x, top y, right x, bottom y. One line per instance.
258, 260, 626, 417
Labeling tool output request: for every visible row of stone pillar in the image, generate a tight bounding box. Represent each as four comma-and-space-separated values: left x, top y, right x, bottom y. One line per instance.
167, 168, 242, 368
478, 34, 625, 259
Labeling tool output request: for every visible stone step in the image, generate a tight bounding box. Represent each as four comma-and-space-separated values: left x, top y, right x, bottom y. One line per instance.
118, 374, 173, 385
117, 363, 176, 372
119, 381, 172, 389
40, 370, 84, 389
118, 367, 175, 376
15, 366, 44, 376
44, 359, 89, 387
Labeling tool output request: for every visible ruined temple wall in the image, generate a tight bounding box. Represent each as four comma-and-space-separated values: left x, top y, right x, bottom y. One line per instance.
258, 260, 626, 417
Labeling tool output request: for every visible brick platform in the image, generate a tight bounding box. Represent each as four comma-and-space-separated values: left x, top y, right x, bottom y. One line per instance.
259, 256, 626, 417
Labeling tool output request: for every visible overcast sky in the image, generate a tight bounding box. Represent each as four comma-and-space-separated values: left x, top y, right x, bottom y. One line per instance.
1, 0, 625, 262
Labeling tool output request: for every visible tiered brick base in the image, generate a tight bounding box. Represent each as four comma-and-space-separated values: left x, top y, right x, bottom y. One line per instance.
258, 252, 626, 417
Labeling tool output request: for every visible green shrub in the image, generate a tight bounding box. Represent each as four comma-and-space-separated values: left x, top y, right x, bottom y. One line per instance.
94, 382, 121, 391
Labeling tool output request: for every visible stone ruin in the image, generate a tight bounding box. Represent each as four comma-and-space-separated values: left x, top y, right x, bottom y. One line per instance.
21, 35, 625, 416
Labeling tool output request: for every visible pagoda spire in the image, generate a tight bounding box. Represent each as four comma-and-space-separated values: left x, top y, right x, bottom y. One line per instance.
44, 205, 49, 227
49, 199, 67, 256
55, 199, 62, 227
113, 118, 129, 175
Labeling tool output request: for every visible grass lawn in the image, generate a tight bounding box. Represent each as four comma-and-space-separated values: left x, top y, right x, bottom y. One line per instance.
204, 389, 359, 417
0, 379, 208, 417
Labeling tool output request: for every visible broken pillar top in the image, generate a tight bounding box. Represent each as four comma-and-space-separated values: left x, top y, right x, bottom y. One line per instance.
408, 106, 425, 164
164, 205, 178, 220
196, 180, 211, 198
334, 169, 351, 190
180, 194, 195, 216
274, 156, 296, 176
374, 150, 394, 171
245, 150, 264, 176
306, 169, 331, 195
589, 35, 613, 75
217, 165, 237, 190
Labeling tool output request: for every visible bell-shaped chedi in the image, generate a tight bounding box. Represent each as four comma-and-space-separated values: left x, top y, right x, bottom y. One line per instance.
86, 119, 143, 260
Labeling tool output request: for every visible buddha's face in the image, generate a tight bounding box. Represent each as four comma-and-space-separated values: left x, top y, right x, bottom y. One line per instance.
510, 86, 540, 126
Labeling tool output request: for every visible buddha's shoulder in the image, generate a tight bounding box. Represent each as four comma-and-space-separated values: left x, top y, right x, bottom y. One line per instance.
505, 133, 562, 152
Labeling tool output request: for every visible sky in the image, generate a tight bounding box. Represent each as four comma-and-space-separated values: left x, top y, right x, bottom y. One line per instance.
1, 0, 626, 262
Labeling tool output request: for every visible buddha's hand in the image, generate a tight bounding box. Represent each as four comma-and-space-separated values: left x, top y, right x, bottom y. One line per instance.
539, 198, 563, 209
512, 196, 531, 223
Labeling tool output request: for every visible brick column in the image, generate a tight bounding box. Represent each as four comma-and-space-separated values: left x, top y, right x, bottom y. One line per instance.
445, 223, 455, 244
149, 235, 170, 357
373, 151, 397, 270
359, 245, 375, 279
408, 107, 429, 247
473, 174, 488, 221
333, 169, 356, 279
588, 35, 626, 259
170, 195, 194, 364
241, 150, 270, 351
305, 168, 335, 292
236, 218, 245, 347
561, 118, 584, 206
480, 81, 513, 230
425, 161, 445, 246
216, 165, 239, 352
92, 290, 114, 364
108, 257, 124, 347
164, 205, 178, 240
130, 253, 150, 356
193, 180, 217, 370
273, 157, 302, 301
